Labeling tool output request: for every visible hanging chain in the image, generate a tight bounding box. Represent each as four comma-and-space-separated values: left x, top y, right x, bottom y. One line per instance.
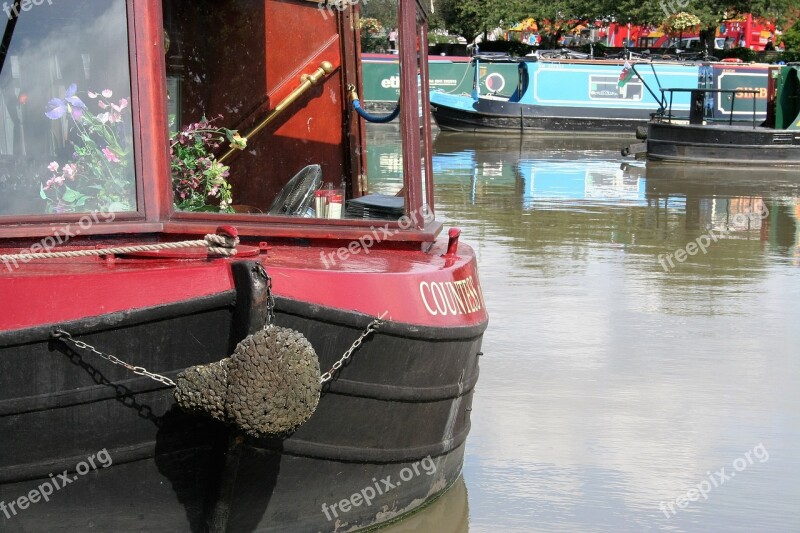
52, 259, 385, 389
320, 312, 387, 384
52, 329, 177, 387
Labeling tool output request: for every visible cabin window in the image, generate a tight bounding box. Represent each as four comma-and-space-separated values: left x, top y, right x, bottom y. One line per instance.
164, 0, 360, 218
0, 0, 137, 216
163, 0, 414, 225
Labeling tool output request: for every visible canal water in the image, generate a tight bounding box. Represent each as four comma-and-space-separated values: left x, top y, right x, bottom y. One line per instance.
369, 126, 800, 533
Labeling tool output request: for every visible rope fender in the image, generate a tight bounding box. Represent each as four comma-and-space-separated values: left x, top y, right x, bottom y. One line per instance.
175, 325, 321, 437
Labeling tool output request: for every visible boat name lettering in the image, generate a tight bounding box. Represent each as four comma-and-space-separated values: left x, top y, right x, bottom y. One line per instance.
381, 76, 400, 89
732, 86, 767, 99
419, 276, 483, 316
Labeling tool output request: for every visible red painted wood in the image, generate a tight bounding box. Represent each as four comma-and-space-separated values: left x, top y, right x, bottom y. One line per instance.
0, 2, 442, 241
0, 261, 235, 331
161, 219, 442, 243
418, 19, 436, 218
0, 236, 486, 331
398, 0, 423, 229
270, 241, 488, 328
131, 0, 171, 222
0, 1, 482, 333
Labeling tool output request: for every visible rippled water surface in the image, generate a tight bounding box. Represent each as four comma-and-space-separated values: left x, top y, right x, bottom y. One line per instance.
371, 126, 800, 533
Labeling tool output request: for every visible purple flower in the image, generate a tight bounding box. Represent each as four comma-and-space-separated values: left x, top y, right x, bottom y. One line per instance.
45, 84, 87, 120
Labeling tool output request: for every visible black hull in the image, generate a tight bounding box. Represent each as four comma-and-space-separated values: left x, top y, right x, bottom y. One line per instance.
430, 98, 653, 135
647, 122, 800, 166
0, 268, 484, 531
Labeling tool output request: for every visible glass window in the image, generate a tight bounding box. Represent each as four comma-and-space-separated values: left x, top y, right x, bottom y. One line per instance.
164, 0, 411, 224
0, 0, 137, 216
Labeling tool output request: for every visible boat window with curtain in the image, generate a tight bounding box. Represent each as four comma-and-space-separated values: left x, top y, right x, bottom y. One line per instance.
0, 0, 137, 217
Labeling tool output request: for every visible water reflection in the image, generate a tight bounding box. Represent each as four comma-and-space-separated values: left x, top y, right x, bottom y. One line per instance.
367, 127, 800, 533
381, 476, 469, 533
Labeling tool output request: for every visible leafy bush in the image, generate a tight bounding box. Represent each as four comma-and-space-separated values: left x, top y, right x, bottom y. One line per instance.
783, 24, 800, 52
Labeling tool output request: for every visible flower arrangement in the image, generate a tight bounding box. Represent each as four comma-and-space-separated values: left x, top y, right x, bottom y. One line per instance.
41, 84, 134, 213
169, 115, 245, 213
359, 17, 383, 36
665, 12, 701, 32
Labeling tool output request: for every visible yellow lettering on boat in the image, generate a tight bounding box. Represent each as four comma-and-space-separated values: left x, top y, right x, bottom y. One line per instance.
419, 276, 484, 316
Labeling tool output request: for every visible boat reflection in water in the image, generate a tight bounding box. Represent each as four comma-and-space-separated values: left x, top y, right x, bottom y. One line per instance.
367, 126, 800, 531
425, 133, 800, 263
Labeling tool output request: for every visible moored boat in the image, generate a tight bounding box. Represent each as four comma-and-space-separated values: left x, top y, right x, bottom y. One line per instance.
0, 1, 486, 532
429, 56, 769, 135
646, 65, 800, 166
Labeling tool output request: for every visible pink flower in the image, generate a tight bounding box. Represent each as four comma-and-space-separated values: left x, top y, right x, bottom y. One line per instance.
88, 91, 99, 99
101, 89, 113, 98
102, 147, 120, 163
47, 161, 59, 172
111, 99, 128, 113
63, 163, 77, 180
98, 101, 108, 109
53, 175, 65, 186
97, 111, 122, 124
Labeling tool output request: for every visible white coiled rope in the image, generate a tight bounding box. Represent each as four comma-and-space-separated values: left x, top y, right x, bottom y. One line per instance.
0, 231, 239, 262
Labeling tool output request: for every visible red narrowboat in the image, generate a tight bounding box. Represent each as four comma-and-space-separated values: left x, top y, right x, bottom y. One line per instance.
0, 1, 487, 531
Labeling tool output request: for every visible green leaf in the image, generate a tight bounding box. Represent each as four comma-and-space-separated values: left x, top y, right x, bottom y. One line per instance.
39, 183, 48, 200
61, 186, 83, 203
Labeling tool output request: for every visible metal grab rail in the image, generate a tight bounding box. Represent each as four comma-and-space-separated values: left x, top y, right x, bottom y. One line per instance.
659, 88, 759, 128
217, 61, 335, 164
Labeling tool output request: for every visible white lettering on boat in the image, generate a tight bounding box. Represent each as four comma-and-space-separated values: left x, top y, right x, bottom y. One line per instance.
419, 276, 484, 316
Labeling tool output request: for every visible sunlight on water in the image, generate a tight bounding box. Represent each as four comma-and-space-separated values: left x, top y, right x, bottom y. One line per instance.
368, 126, 800, 533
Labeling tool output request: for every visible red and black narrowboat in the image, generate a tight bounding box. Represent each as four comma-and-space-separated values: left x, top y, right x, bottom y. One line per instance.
0, 1, 487, 531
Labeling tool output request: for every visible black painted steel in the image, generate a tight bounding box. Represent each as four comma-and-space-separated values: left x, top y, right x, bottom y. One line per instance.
647, 122, 800, 165
431, 98, 652, 135
0, 267, 485, 532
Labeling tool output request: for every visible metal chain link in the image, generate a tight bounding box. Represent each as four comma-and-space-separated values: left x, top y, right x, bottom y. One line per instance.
320, 312, 387, 384
52, 329, 177, 387
52, 294, 385, 388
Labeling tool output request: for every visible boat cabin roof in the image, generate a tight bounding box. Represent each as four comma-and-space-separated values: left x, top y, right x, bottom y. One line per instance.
0, 0, 438, 243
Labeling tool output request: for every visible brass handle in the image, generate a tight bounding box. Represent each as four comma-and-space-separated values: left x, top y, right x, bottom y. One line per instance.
217, 61, 335, 164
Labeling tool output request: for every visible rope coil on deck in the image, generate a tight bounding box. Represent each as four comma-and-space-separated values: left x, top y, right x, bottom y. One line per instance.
0, 226, 240, 262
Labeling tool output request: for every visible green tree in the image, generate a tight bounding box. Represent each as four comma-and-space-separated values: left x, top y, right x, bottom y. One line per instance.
784, 23, 800, 51
361, 0, 398, 33
512, 0, 605, 48
434, 0, 520, 42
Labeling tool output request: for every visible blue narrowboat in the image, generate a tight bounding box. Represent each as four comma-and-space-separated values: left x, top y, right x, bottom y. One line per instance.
429, 58, 768, 135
